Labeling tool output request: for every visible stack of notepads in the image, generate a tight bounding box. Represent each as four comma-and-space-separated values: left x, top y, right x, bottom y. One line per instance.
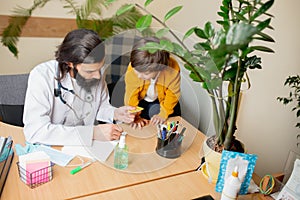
0, 136, 14, 196
18, 151, 52, 188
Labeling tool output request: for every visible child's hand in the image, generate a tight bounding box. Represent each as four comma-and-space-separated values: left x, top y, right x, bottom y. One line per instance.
150, 115, 166, 125
130, 116, 149, 129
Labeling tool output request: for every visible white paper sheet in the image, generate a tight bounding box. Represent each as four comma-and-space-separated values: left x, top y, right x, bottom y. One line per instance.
276, 159, 300, 200
62, 140, 118, 162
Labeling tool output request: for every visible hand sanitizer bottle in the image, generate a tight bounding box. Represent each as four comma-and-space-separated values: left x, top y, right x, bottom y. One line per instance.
114, 134, 128, 169
221, 166, 241, 200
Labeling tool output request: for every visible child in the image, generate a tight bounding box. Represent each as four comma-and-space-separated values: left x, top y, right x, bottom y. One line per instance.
124, 37, 181, 128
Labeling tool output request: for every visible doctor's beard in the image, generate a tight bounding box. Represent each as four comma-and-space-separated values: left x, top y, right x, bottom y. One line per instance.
73, 68, 100, 92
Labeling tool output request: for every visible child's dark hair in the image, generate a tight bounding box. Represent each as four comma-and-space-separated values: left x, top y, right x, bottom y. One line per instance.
130, 37, 170, 72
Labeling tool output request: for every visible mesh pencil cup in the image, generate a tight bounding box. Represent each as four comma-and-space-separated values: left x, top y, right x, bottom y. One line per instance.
156, 134, 183, 159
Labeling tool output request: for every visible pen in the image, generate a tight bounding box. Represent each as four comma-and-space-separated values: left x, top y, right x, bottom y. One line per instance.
70, 159, 95, 175
161, 127, 167, 140
179, 127, 186, 137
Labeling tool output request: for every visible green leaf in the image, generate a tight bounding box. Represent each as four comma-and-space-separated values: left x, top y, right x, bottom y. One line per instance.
226, 23, 258, 45
186, 56, 202, 65
249, 46, 275, 53
220, 6, 229, 14
250, 0, 274, 21
164, 6, 182, 22
92, 20, 113, 39
155, 28, 169, 38
183, 26, 196, 41
245, 55, 262, 69
172, 42, 185, 57
222, 0, 230, 8
206, 77, 222, 89
223, 68, 237, 81
218, 11, 228, 19
216, 20, 230, 30
255, 32, 275, 42
136, 14, 152, 32
239, 5, 251, 16
138, 42, 161, 53
212, 30, 226, 47
116, 4, 135, 16
204, 59, 219, 74
210, 44, 240, 57
204, 22, 214, 38
189, 72, 202, 82
104, 0, 116, 6
160, 39, 174, 52
195, 66, 211, 80
194, 28, 208, 39
1, 15, 29, 58
191, 49, 203, 55
196, 42, 211, 51
144, 0, 153, 7
211, 56, 227, 72
184, 63, 192, 71
235, 13, 247, 21
257, 18, 271, 31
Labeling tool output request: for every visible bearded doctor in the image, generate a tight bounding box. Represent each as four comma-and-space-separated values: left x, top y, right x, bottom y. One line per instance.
23, 29, 136, 146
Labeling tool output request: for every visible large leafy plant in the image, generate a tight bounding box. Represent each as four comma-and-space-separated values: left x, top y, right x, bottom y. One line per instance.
277, 75, 300, 147
1, 0, 143, 57
114, 0, 275, 151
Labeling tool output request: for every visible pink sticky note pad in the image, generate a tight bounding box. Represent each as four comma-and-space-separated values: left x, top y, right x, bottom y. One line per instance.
26, 160, 51, 184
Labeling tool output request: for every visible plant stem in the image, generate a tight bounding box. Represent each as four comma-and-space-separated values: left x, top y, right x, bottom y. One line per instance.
224, 54, 242, 149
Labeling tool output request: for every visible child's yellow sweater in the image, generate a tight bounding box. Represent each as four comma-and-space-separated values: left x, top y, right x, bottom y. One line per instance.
124, 57, 181, 119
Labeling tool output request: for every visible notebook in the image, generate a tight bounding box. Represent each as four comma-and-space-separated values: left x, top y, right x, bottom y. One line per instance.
0, 136, 14, 197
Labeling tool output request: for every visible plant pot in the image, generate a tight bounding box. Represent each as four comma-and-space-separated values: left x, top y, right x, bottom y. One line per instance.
201, 135, 246, 183
201, 136, 222, 183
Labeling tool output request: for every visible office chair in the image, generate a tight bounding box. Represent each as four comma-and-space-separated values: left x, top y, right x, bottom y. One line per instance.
104, 30, 141, 107
0, 74, 29, 127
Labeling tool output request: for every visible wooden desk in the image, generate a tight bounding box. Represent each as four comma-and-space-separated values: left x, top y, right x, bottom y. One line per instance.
76, 171, 272, 200
0, 117, 207, 199
76, 171, 219, 200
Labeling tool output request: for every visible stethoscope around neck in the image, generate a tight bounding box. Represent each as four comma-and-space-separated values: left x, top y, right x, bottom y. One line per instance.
54, 81, 75, 104
54, 79, 93, 120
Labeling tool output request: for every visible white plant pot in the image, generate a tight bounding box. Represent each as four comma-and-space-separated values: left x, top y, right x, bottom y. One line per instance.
201, 136, 222, 183
201, 135, 246, 183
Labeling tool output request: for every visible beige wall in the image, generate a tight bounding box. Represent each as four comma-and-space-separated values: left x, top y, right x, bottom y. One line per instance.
1, 0, 299, 177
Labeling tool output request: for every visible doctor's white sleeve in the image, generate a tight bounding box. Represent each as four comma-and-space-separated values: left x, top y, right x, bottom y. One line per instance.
23, 66, 93, 146
95, 78, 116, 123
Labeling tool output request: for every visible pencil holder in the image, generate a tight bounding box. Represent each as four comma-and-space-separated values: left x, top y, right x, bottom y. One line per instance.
156, 134, 183, 159
16, 162, 54, 188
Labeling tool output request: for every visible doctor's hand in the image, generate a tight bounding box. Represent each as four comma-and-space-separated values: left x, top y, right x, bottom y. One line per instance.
93, 124, 123, 141
114, 106, 136, 123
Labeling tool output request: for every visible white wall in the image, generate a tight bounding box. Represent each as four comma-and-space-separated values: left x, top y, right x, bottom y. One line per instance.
1, 0, 299, 177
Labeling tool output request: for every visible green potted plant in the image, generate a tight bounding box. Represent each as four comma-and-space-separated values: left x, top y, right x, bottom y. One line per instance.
1, 0, 143, 58
114, 0, 275, 180
277, 75, 300, 148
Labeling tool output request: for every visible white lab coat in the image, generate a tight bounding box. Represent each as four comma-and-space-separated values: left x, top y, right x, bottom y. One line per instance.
23, 60, 115, 146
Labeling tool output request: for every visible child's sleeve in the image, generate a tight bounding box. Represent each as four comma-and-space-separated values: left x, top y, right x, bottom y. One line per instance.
124, 64, 141, 107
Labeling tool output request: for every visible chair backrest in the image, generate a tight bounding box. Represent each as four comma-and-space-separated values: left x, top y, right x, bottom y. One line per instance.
104, 30, 141, 107
0, 74, 29, 126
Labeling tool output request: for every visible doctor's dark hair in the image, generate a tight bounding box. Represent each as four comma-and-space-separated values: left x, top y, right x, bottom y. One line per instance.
55, 29, 105, 80
130, 37, 169, 73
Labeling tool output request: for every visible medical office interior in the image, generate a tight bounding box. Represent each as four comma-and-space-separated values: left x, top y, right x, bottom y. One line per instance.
0, 0, 299, 198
